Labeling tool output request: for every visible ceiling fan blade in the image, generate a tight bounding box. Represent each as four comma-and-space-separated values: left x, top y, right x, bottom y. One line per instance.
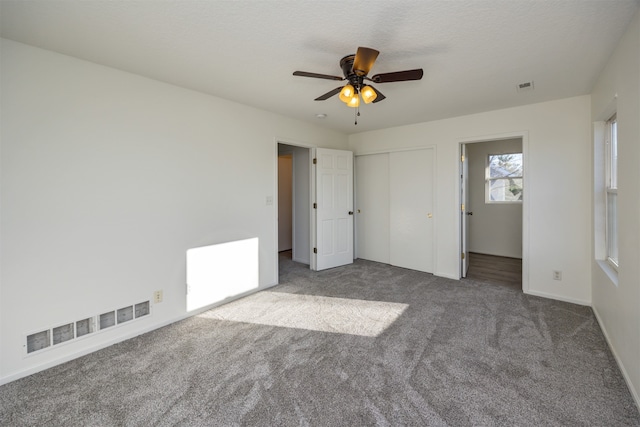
371, 86, 386, 103
293, 71, 344, 81
314, 87, 343, 101
371, 68, 424, 83
352, 47, 380, 76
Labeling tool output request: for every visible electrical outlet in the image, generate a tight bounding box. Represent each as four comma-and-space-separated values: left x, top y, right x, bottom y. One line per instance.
153, 290, 163, 303
553, 270, 562, 281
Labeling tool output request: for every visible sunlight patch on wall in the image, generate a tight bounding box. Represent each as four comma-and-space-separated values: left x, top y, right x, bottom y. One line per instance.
186, 238, 259, 312
199, 291, 408, 337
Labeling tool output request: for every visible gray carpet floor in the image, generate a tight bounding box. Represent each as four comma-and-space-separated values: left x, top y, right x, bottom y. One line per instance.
1, 256, 639, 426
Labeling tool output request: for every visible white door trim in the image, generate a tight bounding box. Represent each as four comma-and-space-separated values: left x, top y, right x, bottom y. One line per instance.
461, 143, 470, 278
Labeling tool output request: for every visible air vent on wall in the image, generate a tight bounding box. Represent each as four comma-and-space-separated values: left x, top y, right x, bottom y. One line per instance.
76, 318, 94, 337
52, 323, 74, 345
25, 300, 151, 354
517, 81, 534, 92
100, 311, 116, 329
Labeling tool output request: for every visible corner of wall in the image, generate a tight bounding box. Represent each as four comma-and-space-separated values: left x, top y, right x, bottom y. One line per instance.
592, 306, 640, 409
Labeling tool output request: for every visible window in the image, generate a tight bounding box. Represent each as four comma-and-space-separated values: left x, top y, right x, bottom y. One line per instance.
606, 115, 618, 267
486, 153, 523, 203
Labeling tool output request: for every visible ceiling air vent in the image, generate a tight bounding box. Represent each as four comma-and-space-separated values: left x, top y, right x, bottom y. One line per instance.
517, 81, 534, 92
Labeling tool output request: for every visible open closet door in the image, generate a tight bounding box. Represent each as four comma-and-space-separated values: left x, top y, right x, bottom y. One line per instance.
314, 148, 354, 270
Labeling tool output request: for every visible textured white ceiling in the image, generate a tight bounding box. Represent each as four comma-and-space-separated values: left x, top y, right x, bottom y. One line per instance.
1, 0, 638, 134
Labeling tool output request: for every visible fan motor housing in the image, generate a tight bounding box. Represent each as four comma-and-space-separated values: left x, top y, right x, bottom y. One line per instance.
340, 54, 364, 87
340, 55, 356, 78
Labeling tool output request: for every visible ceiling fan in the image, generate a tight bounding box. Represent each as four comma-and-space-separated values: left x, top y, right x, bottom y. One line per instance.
293, 47, 423, 115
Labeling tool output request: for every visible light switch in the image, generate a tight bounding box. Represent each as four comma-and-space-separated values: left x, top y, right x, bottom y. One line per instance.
266, 196, 273, 205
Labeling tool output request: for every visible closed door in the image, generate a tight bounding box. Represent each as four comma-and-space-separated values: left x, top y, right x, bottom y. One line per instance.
355, 154, 390, 264
389, 149, 435, 273
315, 148, 354, 270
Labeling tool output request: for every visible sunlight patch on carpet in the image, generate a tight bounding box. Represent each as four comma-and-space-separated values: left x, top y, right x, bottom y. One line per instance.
199, 291, 408, 337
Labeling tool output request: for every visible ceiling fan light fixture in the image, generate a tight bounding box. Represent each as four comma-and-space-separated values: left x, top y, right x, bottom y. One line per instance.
292, 47, 424, 122
361, 85, 377, 104
339, 84, 355, 103
346, 93, 360, 108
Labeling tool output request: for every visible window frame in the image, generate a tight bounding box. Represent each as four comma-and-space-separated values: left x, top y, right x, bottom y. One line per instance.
605, 114, 618, 269
485, 152, 523, 204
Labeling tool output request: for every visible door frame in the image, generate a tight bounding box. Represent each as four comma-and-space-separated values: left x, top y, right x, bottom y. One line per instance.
274, 138, 316, 282
461, 143, 470, 277
458, 131, 529, 292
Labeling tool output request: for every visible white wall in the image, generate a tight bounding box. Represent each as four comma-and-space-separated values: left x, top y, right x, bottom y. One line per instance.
590, 10, 640, 407
466, 139, 523, 258
349, 95, 592, 305
0, 39, 348, 383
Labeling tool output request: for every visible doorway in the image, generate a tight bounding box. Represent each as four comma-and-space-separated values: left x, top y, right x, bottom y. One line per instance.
278, 153, 293, 253
277, 143, 311, 266
275, 142, 355, 279
460, 136, 527, 290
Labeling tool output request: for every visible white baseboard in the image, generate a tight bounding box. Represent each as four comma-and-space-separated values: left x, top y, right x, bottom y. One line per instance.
523, 289, 591, 306
0, 281, 279, 386
592, 306, 640, 411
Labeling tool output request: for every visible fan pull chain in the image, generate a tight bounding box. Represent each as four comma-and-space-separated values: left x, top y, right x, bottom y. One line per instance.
354, 105, 360, 125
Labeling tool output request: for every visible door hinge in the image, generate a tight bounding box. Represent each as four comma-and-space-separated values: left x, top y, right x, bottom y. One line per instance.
313, 158, 317, 164
313, 202, 317, 209
461, 154, 465, 162
461, 204, 465, 212
461, 253, 465, 259
313, 248, 317, 254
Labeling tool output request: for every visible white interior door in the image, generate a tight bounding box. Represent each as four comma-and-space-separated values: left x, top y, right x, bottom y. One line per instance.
355, 154, 390, 264
389, 149, 435, 273
461, 144, 470, 277
315, 148, 354, 270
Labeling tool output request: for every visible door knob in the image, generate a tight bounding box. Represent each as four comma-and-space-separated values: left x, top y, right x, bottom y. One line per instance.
466, 212, 473, 216
348, 211, 354, 215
